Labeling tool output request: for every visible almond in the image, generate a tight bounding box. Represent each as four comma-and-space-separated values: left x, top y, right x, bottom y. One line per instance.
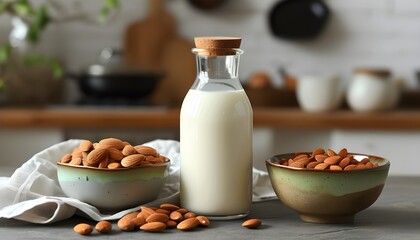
360, 158, 370, 164
344, 164, 357, 171
118, 212, 138, 231
146, 156, 166, 164
306, 161, 319, 169
98, 138, 125, 150
107, 162, 121, 169
324, 156, 342, 165
242, 219, 261, 229
329, 165, 343, 171
196, 216, 210, 227
140, 207, 156, 219
60, 153, 72, 163
177, 217, 200, 231
155, 208, 171, 215
160, 203, 180, 212
108, 148, 124, 161
79, 140, 93, 152
311, 147, 325, 156
176, 208, 188, 215
169, 211, 183, 222
338, 148, 348, 158
95, 221, 112, 234
87, 148, 108, 166
134, 145, 158, 157
74, 223, 93, 235
366, 162, 374, 168
315, 154, 328, 162
314, 162, 329, 170
146, 213, 169, 223
71, 150, 83, 159
122, 145, 137, 156
98, 158, 109, 169
326, 149, 337, 156
339, 157, 351, 168
184, 212, 196, 219
140, 222, 167, 232
166, 220, 178, 228
131, 216, 146, 228
121, 154, 146, 168
69, 157, 82, 166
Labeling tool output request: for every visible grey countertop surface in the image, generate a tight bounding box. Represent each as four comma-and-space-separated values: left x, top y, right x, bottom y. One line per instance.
0, 176, 419, 240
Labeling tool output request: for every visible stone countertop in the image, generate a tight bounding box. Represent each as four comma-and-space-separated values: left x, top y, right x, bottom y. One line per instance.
0, 177, 419, 239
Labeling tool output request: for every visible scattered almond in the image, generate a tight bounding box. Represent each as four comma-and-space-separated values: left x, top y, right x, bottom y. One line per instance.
146, 213, 169, 223
177, 217, 200, 231
140, 222, 167, 232
160, 203, 180, 212
169, 211, 183, 222
196, 216, 210, 227
242, 219, 262, 229
73, 203, 211, 236
118, 212, 138, 231
74, 223, 93, 235
95, 221, 112, 234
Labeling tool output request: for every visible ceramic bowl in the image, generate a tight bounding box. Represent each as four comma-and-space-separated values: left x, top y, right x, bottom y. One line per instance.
57, 160, 170, 212
266, 153, 390, 223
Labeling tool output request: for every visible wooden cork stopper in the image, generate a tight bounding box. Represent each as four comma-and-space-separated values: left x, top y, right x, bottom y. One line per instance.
194, 36, 242, 56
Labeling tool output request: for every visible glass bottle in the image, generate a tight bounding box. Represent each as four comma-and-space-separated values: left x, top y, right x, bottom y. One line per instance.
180, 37, 253, 220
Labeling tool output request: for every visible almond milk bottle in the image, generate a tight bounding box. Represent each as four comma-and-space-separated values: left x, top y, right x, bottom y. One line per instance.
180, 37, 253, 219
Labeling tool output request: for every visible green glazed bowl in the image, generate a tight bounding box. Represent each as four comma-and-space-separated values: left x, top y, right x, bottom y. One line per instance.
57, 160, 170, 212
266, 153, 390, 224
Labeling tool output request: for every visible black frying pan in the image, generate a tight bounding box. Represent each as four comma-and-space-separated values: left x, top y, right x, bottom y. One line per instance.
69, 65, 162, 100
268, 0, 330, 40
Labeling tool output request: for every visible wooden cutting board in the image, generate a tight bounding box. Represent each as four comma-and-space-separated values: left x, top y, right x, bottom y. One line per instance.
124, 0, 175, 71
151, 36, 196, 106
124, 0, 195, 106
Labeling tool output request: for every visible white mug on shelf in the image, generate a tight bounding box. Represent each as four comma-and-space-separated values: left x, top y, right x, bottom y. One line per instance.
296, 74, 343, 112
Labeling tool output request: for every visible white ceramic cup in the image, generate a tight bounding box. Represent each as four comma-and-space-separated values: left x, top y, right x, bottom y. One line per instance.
296, 75, 343, 112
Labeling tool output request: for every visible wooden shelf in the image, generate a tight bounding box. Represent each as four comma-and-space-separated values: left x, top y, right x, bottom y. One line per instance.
1, 107, 420, 130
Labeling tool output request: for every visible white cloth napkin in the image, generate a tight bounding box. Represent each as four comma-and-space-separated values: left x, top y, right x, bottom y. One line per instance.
0, 139, 276, 224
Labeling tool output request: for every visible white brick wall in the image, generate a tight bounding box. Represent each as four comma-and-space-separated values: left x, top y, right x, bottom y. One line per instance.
1, 0, 420, 89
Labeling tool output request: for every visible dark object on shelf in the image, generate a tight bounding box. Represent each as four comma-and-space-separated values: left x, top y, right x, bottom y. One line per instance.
188, 0, 227, 10
268, 0, 330, 40
70, 65, 162, 100
69, 48, 163, 100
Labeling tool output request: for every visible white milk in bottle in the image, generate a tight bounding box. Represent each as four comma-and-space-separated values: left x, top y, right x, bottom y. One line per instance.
180, 37, 253, 219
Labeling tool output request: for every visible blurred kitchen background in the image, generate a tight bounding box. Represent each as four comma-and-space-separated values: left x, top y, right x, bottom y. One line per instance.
1, 0, 420, 176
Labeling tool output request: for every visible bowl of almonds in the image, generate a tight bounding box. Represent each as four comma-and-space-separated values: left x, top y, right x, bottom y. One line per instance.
266, 148, 390, 224
57, 138, 170, 211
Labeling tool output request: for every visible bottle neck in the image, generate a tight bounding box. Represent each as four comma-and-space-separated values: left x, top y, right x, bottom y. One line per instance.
191, 51, 243, 91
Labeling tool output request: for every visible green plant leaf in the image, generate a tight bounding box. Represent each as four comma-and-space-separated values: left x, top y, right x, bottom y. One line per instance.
0, 2, 8, 14
98, 6, 110, 23
104, 0, 119, 9
51, 61, 63, 79
14, 1, 31, 16
36, 5, 49, 29
27, 5, 50, 43
0, 44, 11, 64
0, 78, 6, 92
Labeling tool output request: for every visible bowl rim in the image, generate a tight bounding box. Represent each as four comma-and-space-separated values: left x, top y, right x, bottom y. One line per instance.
57, 158, 170, 171
265, 152, 390, 173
